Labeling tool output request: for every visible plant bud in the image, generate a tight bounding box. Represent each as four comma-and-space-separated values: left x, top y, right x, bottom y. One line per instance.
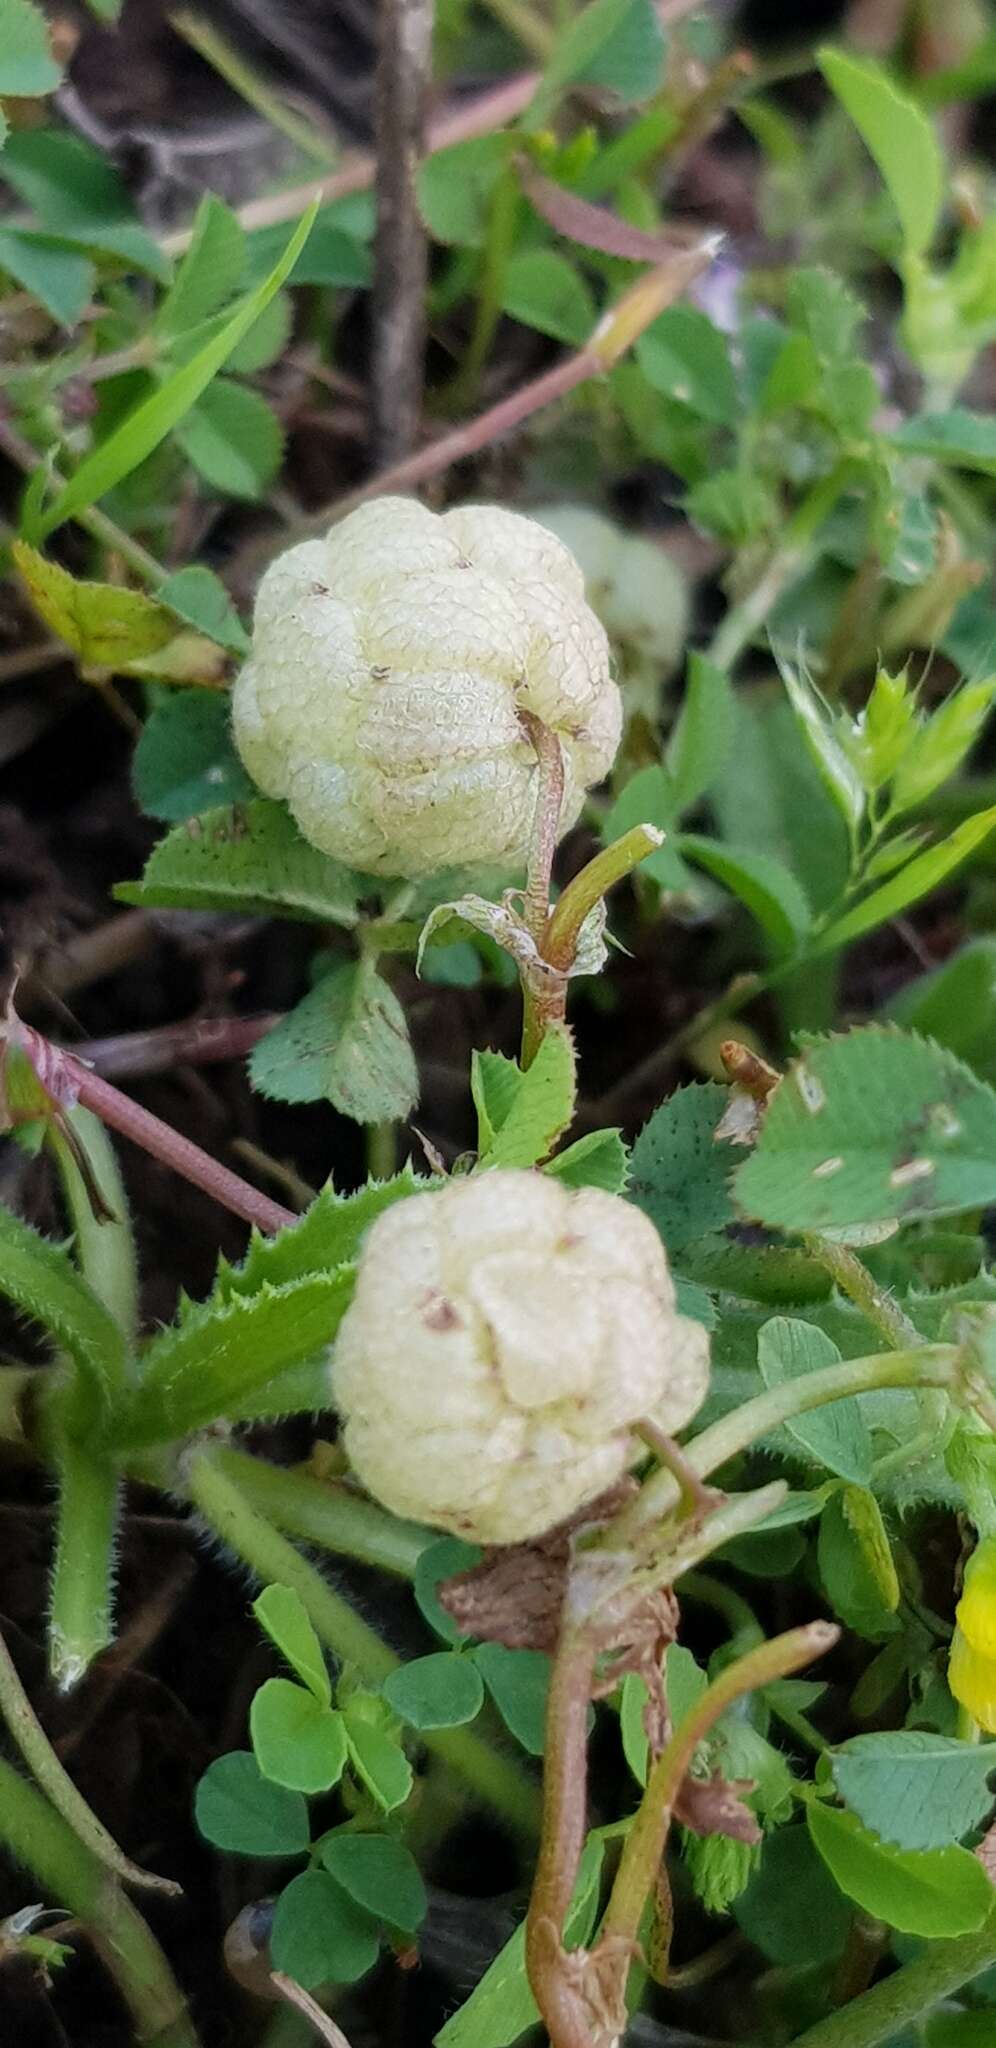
232, 497, 621, 877
330, 1170, 710, 1544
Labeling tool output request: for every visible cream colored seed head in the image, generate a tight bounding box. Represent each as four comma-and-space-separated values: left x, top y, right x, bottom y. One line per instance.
232, 497, 622, 878
330, 1170, 710, 1544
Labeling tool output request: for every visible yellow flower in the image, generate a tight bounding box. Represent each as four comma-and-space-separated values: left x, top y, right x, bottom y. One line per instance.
956, 1537, 996, 1658
948, 1628, 996, 1734
948, 1537, 996, 1733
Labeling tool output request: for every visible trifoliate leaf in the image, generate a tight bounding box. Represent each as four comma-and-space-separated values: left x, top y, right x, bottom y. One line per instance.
736, 1028, 996, 1228
250, 961, 418, 1123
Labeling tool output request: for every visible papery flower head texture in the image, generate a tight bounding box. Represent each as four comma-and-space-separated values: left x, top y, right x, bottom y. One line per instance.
232, 497, 621, 878
329, 1169, 710, 1545
949, 1535, 996, 1733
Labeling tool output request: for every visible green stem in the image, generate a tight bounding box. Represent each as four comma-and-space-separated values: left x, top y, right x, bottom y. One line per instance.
599, 1623, 838, 1954
48, 1435, 120, 1691
706, 459, 860, 673
52, 1105, 139, 1353
213, 1446, 430, 1578
615, 1347, 960, 1546
185, 1449, 541, 1839
0, 1754, 198, 2047
803, 1233, 921, 1353
449, 163, 521, 409
0, 1620, 178, 1894
788, 1907, 996, 2048
366, 1120, 397, 1181
544, 824, 665, 969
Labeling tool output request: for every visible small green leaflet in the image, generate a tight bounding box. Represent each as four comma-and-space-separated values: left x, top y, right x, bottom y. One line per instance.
0, 228, 91, 325
342, 1710, 413, 1812
473, 1645, 550, 1756
893, 408, 996, 473
636, 306, 738, 426
531, 0, 666, 119
321, 1834, 427, 1934
629, 1081, 735, 1252
819, 46, 943, 258
34, 200, 316, 537
416, 133, 505, 247
666, 652, 735, 811
831, 1731, 996, 1851
132, 694, 253, 822
435, 1835, 605, 2048
175, 378, 284, 501
807, 1800, 993, 1937
250, 961, 418, 1124
250, 1679, 347, 1794
0, 0, 62, 98
116, 798, 361, 926
472, 1027, 576, 1168
413, 1537, 482, 1646
270, 1869, 379, 1989
817, 1486, 899, 1642
253, 1585, 330, 1707
544, 1126, 629, 1195
154, 193, 247, 339
734, 1823, 852, 1966
679, 835, 812, 959
383, 1653, 484, 1731
0, 128, 167, 277
757, 1319, 873, 1484
501, 248, 595, 345
194, 1750, 309, 1856
156, 565, 250, 654
735, 1027, 996, 1228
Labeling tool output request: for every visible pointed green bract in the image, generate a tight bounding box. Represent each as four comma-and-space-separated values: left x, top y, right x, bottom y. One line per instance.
472, 1026, 576, 1168
0, 1205, 128, 1421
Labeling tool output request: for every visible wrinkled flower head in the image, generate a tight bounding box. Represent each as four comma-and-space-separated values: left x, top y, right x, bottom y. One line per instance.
330, 1170, 710, 1544
232, 497, 621, 877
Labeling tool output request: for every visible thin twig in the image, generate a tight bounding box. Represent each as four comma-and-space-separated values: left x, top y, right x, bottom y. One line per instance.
0, 1621, 181, 1896
69, 1013, 283, 1080
371, 0, 433, 465
308, 241, 719, 530
8, 1021, 295, 1237
159, 73, 539, 257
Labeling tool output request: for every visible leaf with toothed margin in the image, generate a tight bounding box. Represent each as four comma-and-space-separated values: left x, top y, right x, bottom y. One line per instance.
112, 1274, 353, 1446
183, 1170, 429, 1321
736, 1028, 996, 1229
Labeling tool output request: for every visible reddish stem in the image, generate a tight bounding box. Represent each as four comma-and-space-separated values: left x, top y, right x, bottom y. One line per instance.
70, 1013, 283, 1081
10, 1024, 295, 1237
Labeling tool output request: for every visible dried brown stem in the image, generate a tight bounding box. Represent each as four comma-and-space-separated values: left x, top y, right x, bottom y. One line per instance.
371, 0, 433, 465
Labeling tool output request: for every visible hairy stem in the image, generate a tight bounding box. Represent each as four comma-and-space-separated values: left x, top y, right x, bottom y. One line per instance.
803, 1232, 921, 1352
48, 1436, 120, 1690
0, 1754, 197, 2047
525, 1631, 598, 2022
615, 1347, 961, 1546
52, 1104, 139, 1352
599, 1624, 839, 1954
0, 1619, 179, 1893
789, 1906, 996, 2048
213, 1446, 430, 1578
13, 1023, 295, 1235
185, 1449, 541, 1839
